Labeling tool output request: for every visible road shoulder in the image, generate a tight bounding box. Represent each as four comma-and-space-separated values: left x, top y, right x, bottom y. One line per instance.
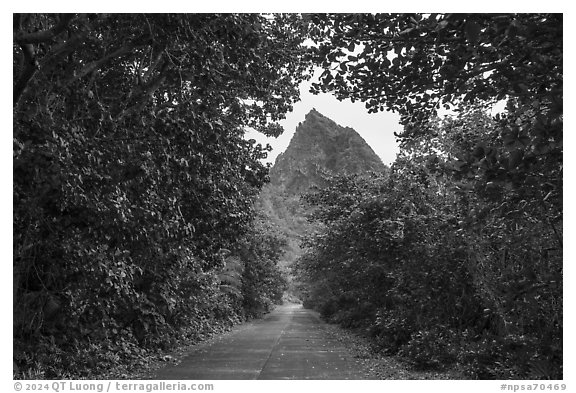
321, 323, 466, 379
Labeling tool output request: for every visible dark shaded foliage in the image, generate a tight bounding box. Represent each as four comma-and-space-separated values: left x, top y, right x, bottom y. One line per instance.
296, 13, 562, 379
295, 110, 562, 379
13, 13, 309, 378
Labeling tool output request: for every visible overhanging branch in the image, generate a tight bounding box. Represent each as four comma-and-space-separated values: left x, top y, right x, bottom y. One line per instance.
68, 44, 136, 83
13, 44, 37, 107
14, 14, 75, 45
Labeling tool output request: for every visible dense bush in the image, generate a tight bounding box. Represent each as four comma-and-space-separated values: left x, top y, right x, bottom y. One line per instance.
295, 13, 562, 379
236, 216, 290, 318
13, 14, 309, 378
295, 108, 562, 378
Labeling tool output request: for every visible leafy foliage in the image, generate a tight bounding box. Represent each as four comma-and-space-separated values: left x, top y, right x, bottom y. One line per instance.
295, 108, 562, 378
307, 13, 561, 127
306, 13, 562, 223
13, 13, 309, 378
294, 13, 562, 379
236, 215, 289, 317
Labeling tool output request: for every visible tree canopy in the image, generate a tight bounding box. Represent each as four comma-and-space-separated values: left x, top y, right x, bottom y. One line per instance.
13, 13, 310, 378
307, 13, 561, 128
295, 13, 562, 379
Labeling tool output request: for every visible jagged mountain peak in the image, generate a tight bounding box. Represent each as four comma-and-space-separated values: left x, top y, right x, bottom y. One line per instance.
269, 110, 387, 194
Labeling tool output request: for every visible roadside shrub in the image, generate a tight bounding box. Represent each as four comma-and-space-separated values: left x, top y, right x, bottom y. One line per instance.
371, 309, 413, 354
458, 334, 561, 380
398, 327, 459, 370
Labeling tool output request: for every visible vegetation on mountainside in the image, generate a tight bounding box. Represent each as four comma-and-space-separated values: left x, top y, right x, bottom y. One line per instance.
13, 13, 308, 378
260, 108, 388, 287
295, 13, 562, 379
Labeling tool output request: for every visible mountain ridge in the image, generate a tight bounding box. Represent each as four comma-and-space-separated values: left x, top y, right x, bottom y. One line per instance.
268, 108, 387, 194
256, 109, 389, 279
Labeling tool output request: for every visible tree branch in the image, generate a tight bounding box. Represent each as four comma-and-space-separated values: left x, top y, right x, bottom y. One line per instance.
116, 60, 171, 121
14, 14, 75, 45
68, 44, 135, 83
13, 44, 38, 107
14, 26, 89, 108
143, 50, 165, 82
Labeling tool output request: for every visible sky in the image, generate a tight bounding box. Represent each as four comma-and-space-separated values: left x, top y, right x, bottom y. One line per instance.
245, 70, 403, 167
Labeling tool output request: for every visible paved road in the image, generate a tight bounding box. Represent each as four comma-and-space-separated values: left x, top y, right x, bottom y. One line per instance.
154, 303, 367, 380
